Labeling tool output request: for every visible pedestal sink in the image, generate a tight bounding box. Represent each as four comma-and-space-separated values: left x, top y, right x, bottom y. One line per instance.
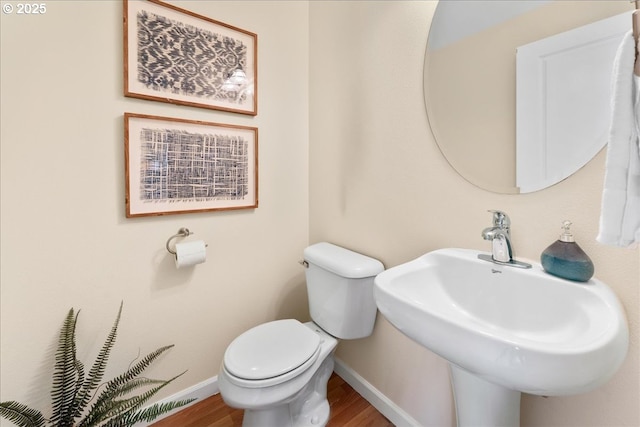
374, 248, 628, 426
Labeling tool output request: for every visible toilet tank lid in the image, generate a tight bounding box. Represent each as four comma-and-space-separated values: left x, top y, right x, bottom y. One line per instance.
304, 242, 384, 278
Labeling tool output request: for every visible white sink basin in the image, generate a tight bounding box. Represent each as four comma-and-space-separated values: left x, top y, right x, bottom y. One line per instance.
374, 248, 628, 399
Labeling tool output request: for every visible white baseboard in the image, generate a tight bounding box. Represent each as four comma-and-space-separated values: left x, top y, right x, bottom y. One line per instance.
137, 359, 420, 427
134, 375, 219, 427
333, 357, 421, 427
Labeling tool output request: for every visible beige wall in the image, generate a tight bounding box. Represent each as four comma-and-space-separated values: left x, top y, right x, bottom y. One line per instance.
310, 1, 639, 426
2, 1, 638, 427
0, 0, 309, 420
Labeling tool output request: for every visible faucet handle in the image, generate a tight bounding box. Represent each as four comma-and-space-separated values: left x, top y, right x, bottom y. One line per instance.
488, 210, 510, 228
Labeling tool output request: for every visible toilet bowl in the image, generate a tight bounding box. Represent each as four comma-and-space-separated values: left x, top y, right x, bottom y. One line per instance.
218, 320, 338, 427
218, 242, 384, 427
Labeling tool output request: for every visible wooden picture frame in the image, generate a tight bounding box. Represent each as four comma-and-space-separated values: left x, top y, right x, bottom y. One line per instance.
125, 113, 258, 217
124, 0, 257, 115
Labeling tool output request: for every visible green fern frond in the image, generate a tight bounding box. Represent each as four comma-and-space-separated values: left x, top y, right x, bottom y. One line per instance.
105, 372, 186, 418
50, 308, 80, 427
102, 399, 196, 427
78, 346, 174, 427
80, 377, 166, 425
71, 302, 122, 420
102, 389, 161, 422
1, 304, 191, 427
72, 358, 85, 414
100, 372, 193, 427
78, 379, 170, 427
109, 378, 166, 399
101, 345, 174, 394
0, 401, 46, 427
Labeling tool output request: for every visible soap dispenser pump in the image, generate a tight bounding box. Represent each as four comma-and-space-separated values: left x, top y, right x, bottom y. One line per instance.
540, 220, 594, 282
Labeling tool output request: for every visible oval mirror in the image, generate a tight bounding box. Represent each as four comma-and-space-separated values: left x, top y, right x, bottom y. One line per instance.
424, 1, 630, 194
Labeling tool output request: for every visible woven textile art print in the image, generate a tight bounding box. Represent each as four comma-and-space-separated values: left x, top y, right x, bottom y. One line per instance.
139, 128, 249, 202
136, 9, 248, 105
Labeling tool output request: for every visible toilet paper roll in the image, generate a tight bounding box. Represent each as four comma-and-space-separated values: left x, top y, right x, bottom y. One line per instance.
174, 240, 206, 268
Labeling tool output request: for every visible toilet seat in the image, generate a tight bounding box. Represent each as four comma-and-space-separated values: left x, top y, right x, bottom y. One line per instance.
223, 319, 321, 388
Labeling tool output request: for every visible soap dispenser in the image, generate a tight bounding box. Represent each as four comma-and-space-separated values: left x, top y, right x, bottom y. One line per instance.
540, 220, 594, 282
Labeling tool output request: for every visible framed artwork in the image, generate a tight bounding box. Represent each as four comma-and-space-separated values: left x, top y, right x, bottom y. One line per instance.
125, 113, 258, 217
124, 0, 257, 115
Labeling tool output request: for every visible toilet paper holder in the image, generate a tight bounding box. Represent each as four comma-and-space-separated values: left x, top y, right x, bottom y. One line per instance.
166, 227, 193, 255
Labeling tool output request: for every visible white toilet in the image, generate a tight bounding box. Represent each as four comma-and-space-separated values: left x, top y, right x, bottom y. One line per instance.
218, 242, 384, 427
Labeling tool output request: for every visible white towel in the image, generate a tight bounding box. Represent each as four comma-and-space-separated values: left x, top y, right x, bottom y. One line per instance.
597, 31, 640, 248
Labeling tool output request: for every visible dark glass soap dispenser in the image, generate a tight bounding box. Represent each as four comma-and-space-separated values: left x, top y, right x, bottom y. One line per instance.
540, 220, 594, 282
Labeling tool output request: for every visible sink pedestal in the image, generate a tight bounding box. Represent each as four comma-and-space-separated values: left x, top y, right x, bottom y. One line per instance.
450, 365, 521, 427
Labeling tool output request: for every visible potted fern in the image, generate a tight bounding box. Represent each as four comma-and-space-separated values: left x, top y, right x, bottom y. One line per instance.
0, 303, 195, 427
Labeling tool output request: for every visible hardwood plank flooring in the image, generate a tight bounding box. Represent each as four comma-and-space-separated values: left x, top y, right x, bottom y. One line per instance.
150, 373, 394, 427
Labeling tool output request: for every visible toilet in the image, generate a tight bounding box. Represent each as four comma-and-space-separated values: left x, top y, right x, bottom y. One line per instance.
218, 242, 384, 427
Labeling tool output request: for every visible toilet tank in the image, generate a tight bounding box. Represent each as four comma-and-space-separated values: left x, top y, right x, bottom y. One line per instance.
303, 242, 384, 339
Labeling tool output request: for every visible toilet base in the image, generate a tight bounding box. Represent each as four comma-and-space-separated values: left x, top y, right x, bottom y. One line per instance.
241, 355, 334, 427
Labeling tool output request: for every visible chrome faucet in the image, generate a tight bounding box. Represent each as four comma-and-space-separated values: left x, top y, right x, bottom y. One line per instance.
479, 210, 531, 269
482, 210, 512, 262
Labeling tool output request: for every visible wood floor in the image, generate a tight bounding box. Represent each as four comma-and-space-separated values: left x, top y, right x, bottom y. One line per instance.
150, 373, 394, 427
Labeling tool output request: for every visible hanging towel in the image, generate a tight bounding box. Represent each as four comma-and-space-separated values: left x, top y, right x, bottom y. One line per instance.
597, 31, 640, 248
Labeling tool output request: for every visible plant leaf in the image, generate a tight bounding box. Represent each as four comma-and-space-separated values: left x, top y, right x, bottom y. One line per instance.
71, 302, 122, 420
50, 308, 80, 426
99, 372, 193, 427
102, 399, 196, 427
2, 304, 192, 427
78, 346, 173, 427
108, 378, 166, 399
0, 401, 47, 427
101, 345, 174, 393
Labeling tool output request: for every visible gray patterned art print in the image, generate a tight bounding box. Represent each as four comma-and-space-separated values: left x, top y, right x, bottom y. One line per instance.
136, 9, 247, 104
139, 128, 249, 202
